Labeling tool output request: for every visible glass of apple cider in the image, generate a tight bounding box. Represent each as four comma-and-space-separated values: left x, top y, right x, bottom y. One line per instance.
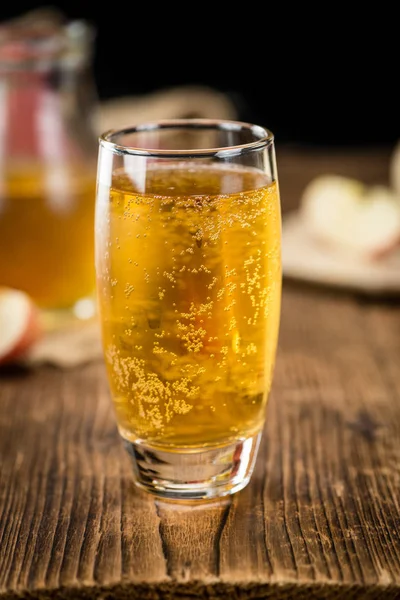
95, 119, 282, 500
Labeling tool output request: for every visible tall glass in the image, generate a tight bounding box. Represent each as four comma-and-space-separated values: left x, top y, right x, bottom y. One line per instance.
95, 119, 282, 500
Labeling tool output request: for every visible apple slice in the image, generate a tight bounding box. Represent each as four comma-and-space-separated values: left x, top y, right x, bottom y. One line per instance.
0, 287, 41, 365
300, 175, 400, 260
390, 140, 400, 197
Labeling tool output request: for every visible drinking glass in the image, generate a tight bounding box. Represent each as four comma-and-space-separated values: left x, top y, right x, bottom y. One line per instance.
95, 119, 282, 500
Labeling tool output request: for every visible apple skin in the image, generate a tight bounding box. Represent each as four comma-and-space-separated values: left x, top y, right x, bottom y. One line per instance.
300, 175, 400, 261
390, 140, 400, 198
0, 288, 42, 365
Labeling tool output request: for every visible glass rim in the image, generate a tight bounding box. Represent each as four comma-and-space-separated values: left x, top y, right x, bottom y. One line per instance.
99, 118, 274, 159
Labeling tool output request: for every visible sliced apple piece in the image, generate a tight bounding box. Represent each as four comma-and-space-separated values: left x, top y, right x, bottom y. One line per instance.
355, 186, 400, 258
300, 175, 400, 260
390, 140, 400, 197
0, 287, 41, 365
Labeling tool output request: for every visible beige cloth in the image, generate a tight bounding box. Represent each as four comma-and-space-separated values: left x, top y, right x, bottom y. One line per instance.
24, 317, 103, 369
97, 85, 238, 133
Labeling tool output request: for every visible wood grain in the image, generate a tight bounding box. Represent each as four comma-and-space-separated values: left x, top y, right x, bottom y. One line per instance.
1, 285, 400, 599
1, 146, 399, 599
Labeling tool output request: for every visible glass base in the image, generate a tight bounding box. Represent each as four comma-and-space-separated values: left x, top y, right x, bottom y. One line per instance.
123, 432, 262, 501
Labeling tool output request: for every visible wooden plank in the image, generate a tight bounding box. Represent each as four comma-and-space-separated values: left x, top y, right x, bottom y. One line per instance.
1, 283, 400, 599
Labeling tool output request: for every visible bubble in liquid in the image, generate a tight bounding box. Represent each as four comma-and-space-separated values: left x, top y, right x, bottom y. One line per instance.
147, 314, 161, 329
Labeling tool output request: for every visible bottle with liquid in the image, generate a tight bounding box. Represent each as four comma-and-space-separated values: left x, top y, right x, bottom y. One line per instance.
0, 11, 98, 317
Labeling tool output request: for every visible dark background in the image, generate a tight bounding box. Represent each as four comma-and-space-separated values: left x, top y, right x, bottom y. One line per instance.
1, 2, 398, 149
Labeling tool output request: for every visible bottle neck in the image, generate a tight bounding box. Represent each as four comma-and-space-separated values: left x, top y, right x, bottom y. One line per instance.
0, 14, 98, 166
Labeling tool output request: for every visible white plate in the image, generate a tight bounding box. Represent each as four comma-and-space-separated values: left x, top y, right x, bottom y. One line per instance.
282, 212, 400, 295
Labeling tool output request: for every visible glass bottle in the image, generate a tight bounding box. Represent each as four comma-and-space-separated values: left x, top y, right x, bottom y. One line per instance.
0, 11, 98, 317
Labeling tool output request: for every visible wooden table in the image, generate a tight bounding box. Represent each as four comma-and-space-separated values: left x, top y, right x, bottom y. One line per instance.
1, 146, 400, 600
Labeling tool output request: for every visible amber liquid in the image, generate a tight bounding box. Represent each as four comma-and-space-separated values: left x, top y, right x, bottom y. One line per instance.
96, 163, 281, 449
0, 164, 96, 308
